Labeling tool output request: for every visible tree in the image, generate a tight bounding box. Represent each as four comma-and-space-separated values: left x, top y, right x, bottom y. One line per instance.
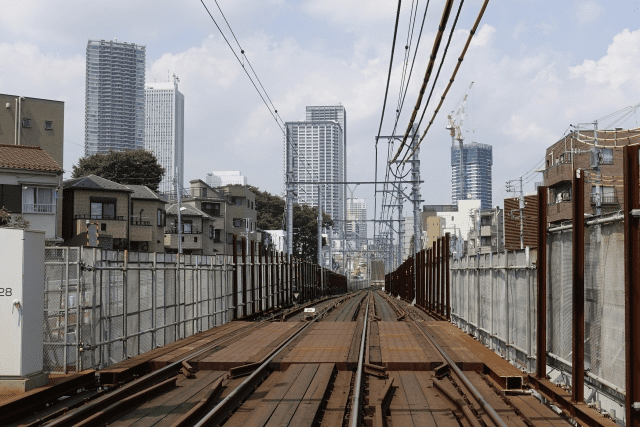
72, 149, 165, 191
249, 186, 333, 262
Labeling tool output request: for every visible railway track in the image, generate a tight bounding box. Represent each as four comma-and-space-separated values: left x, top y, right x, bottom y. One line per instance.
3, 288, 575, 427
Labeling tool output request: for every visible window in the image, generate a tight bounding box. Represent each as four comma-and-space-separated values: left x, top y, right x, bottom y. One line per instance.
22, 118, 31, 128
22, 187, 54, 213
214, 229, 221, 242
0, 184, 22, 213
101, 223, 107, 231
233, 218, 244, 228
157, 209, 166, 226
90, 198, 116, 219
45, 121, 53, 130
201, 202, 220, 217
209, 225, 214, 239
194, 236, 198, 243
600, 148, 614, 165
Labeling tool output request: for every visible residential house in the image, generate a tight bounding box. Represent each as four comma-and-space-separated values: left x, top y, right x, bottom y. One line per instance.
0, 94, 65, 235
164, 203, 217, 255
0, 144, 63, 243
128, 185, 168, 252
467, 207, 504, 255
62, 175, 166, 251
165, 180, 257, 255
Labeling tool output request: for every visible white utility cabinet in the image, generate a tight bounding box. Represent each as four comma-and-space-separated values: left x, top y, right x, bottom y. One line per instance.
0, 229, 45, 377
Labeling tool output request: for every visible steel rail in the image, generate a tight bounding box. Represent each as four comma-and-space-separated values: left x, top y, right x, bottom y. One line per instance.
349, 291, 371, 427
46, 292, 354, 427
193, 291, 364, 427
409, 314, 508, 427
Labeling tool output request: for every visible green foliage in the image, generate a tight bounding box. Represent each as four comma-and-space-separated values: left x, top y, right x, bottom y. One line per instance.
0, 207, 30, 229
249, 186, 333, 262
72, 149, 165, 191
0, 207, 10, 226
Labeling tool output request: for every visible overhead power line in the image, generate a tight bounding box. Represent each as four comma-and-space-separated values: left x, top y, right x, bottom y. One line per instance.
391, 0, 455, 163
399, 0, 490, 164
374, 0, 403, 242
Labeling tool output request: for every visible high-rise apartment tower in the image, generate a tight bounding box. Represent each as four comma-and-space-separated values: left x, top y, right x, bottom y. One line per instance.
451, 142, 493, 210
347, 198, 367, 248
285, 106, 346, 223
85, 39, 146, 156
144, 79, 184, 195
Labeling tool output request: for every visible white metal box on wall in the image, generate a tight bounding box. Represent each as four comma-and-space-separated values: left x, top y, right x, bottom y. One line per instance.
0, 229, 45, 377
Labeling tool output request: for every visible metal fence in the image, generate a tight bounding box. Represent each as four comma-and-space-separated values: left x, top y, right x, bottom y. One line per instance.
546, 218, 626, 402
450, 248, 537, 372
43, 245, 347, 374
449, 216, 626, 407
43, 247, 234, 374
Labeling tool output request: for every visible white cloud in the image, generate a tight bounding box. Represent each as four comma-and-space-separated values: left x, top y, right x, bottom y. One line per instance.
570, 28, 640, 90
574, 0, 604, 26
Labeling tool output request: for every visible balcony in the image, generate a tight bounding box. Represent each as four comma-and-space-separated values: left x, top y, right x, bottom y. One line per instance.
74, 214, 125, 221
165, 227, 202, 234
130, 219, 152, 226
543, 161, 573, 185
23, 203, 55, 214
590, 195, 618, 205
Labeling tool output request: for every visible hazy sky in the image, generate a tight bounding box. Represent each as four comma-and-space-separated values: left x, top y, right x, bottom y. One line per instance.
1, 0, 639, 223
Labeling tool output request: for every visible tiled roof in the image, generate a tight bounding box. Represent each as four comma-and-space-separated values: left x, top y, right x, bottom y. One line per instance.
0, 144, 62, 172
128, 185, 167, 202
63, 174, 133, 192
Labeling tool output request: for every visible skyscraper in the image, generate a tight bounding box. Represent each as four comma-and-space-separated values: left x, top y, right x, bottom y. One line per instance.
306, 105, 347, 184
347, 198, 367, 248
285, 107, 346, 223
85, 39, 146, 156
144, 79, 184, 195
451, 142, 493, 210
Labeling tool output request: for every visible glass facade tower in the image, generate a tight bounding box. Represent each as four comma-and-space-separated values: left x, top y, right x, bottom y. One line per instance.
451, 141, 493, 210
85, 39, 146, 156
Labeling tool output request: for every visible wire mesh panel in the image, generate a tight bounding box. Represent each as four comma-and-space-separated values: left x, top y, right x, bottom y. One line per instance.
450, 248, 536, 370
43, 247, 237, 373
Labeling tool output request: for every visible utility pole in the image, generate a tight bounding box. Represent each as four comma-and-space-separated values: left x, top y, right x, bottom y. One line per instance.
506, 177, 525, 249
174, 167, 182, 254
286, 130, 294, 256
318, 185, 322, 266
410, 125, 421, 302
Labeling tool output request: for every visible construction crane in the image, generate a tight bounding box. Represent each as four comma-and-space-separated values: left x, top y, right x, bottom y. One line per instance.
446, 81, 474, 202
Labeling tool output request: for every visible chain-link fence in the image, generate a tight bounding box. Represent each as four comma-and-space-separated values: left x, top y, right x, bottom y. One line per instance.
44, 247, 233, 374
450, 248, 537, 371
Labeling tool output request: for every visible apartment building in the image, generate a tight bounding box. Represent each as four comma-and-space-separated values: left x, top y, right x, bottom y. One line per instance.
543, 129, 636, 224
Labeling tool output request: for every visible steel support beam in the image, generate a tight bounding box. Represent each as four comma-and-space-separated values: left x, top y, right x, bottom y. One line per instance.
623, 145, 640, 427
536, 186, 548, 379
232, 234, 238, 320
445, 233, 451, 320
572, 169, 585, 403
